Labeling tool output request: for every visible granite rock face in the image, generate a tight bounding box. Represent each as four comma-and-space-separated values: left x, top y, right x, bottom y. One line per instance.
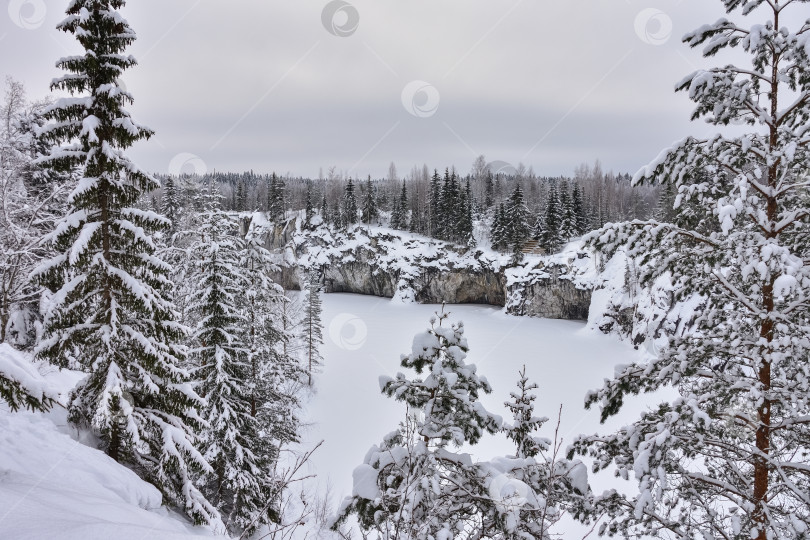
412, 268, 506, 306
258, 217, 593, 320
505, 264, 591, 320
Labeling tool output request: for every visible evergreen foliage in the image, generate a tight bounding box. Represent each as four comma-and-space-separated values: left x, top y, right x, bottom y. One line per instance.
188, 184, 277, 533
573, 2, 810, 538
34, 1, 221, 527
343, 178, 357, 227
361, 176, 379, 225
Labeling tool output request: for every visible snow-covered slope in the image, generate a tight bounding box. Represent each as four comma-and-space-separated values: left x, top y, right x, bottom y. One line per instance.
0, 347, 217, 540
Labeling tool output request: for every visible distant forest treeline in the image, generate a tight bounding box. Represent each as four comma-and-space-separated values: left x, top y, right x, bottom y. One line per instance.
153, 157, 661, 253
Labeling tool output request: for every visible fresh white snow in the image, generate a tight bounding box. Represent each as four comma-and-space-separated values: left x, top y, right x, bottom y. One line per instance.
0, 292, 657, 538
301, 293, 658, 534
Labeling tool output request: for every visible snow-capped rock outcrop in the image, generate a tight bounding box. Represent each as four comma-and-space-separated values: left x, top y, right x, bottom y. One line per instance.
254, 215, 596, 320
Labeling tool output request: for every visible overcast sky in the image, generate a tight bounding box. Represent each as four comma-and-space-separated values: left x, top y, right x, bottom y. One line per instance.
1, 0, 747, 178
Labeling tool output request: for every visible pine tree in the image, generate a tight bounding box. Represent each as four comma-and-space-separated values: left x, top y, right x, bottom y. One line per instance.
343, 177, 358, 227
34, 1, 220, 527
384, 308, 501, 446
573, 2, 810, 539
361, 176, 378, 225
302, 269, 324, 386
188, 185, 276, 533
335, 308, 502, 538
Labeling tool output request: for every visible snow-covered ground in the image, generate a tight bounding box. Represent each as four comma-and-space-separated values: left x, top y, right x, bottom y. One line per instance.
302, 293, 658, 536
0, 293, 656, 539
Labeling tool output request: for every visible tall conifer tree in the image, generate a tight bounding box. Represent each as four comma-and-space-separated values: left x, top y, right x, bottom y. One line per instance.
35, 0, 220, 526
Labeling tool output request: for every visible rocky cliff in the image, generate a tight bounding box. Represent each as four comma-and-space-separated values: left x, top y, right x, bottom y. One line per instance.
255, 215, 595, 321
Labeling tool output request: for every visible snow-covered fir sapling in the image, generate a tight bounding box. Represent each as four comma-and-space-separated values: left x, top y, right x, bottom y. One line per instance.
483, 366, 592, 540
33, 0, 221, 528
333, 307, 503, 539
572, 1, 810, 538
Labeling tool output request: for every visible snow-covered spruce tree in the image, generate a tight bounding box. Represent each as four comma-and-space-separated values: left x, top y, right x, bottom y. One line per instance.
429, 169, 442, 237
242, 216, 300, 451
335, 308, 502, 539
572, 2, 810, 538
34, 1, 221, 527
304, 181, 316, 229
344, 177, 358, 227
504, 184, 532, 257
540, 181, 562, 253
267, 172, 285, 222
571, 182, 587, 236
485, 170, 495, 209
188, 183, 277, 533
396, 180, 409, 231
302, 268, 324, 386
491, 202, 507, 251
558, 180, 577, 242
161, 174, 181, 236
460, 177, 476, 248
362, 176, 379, 225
